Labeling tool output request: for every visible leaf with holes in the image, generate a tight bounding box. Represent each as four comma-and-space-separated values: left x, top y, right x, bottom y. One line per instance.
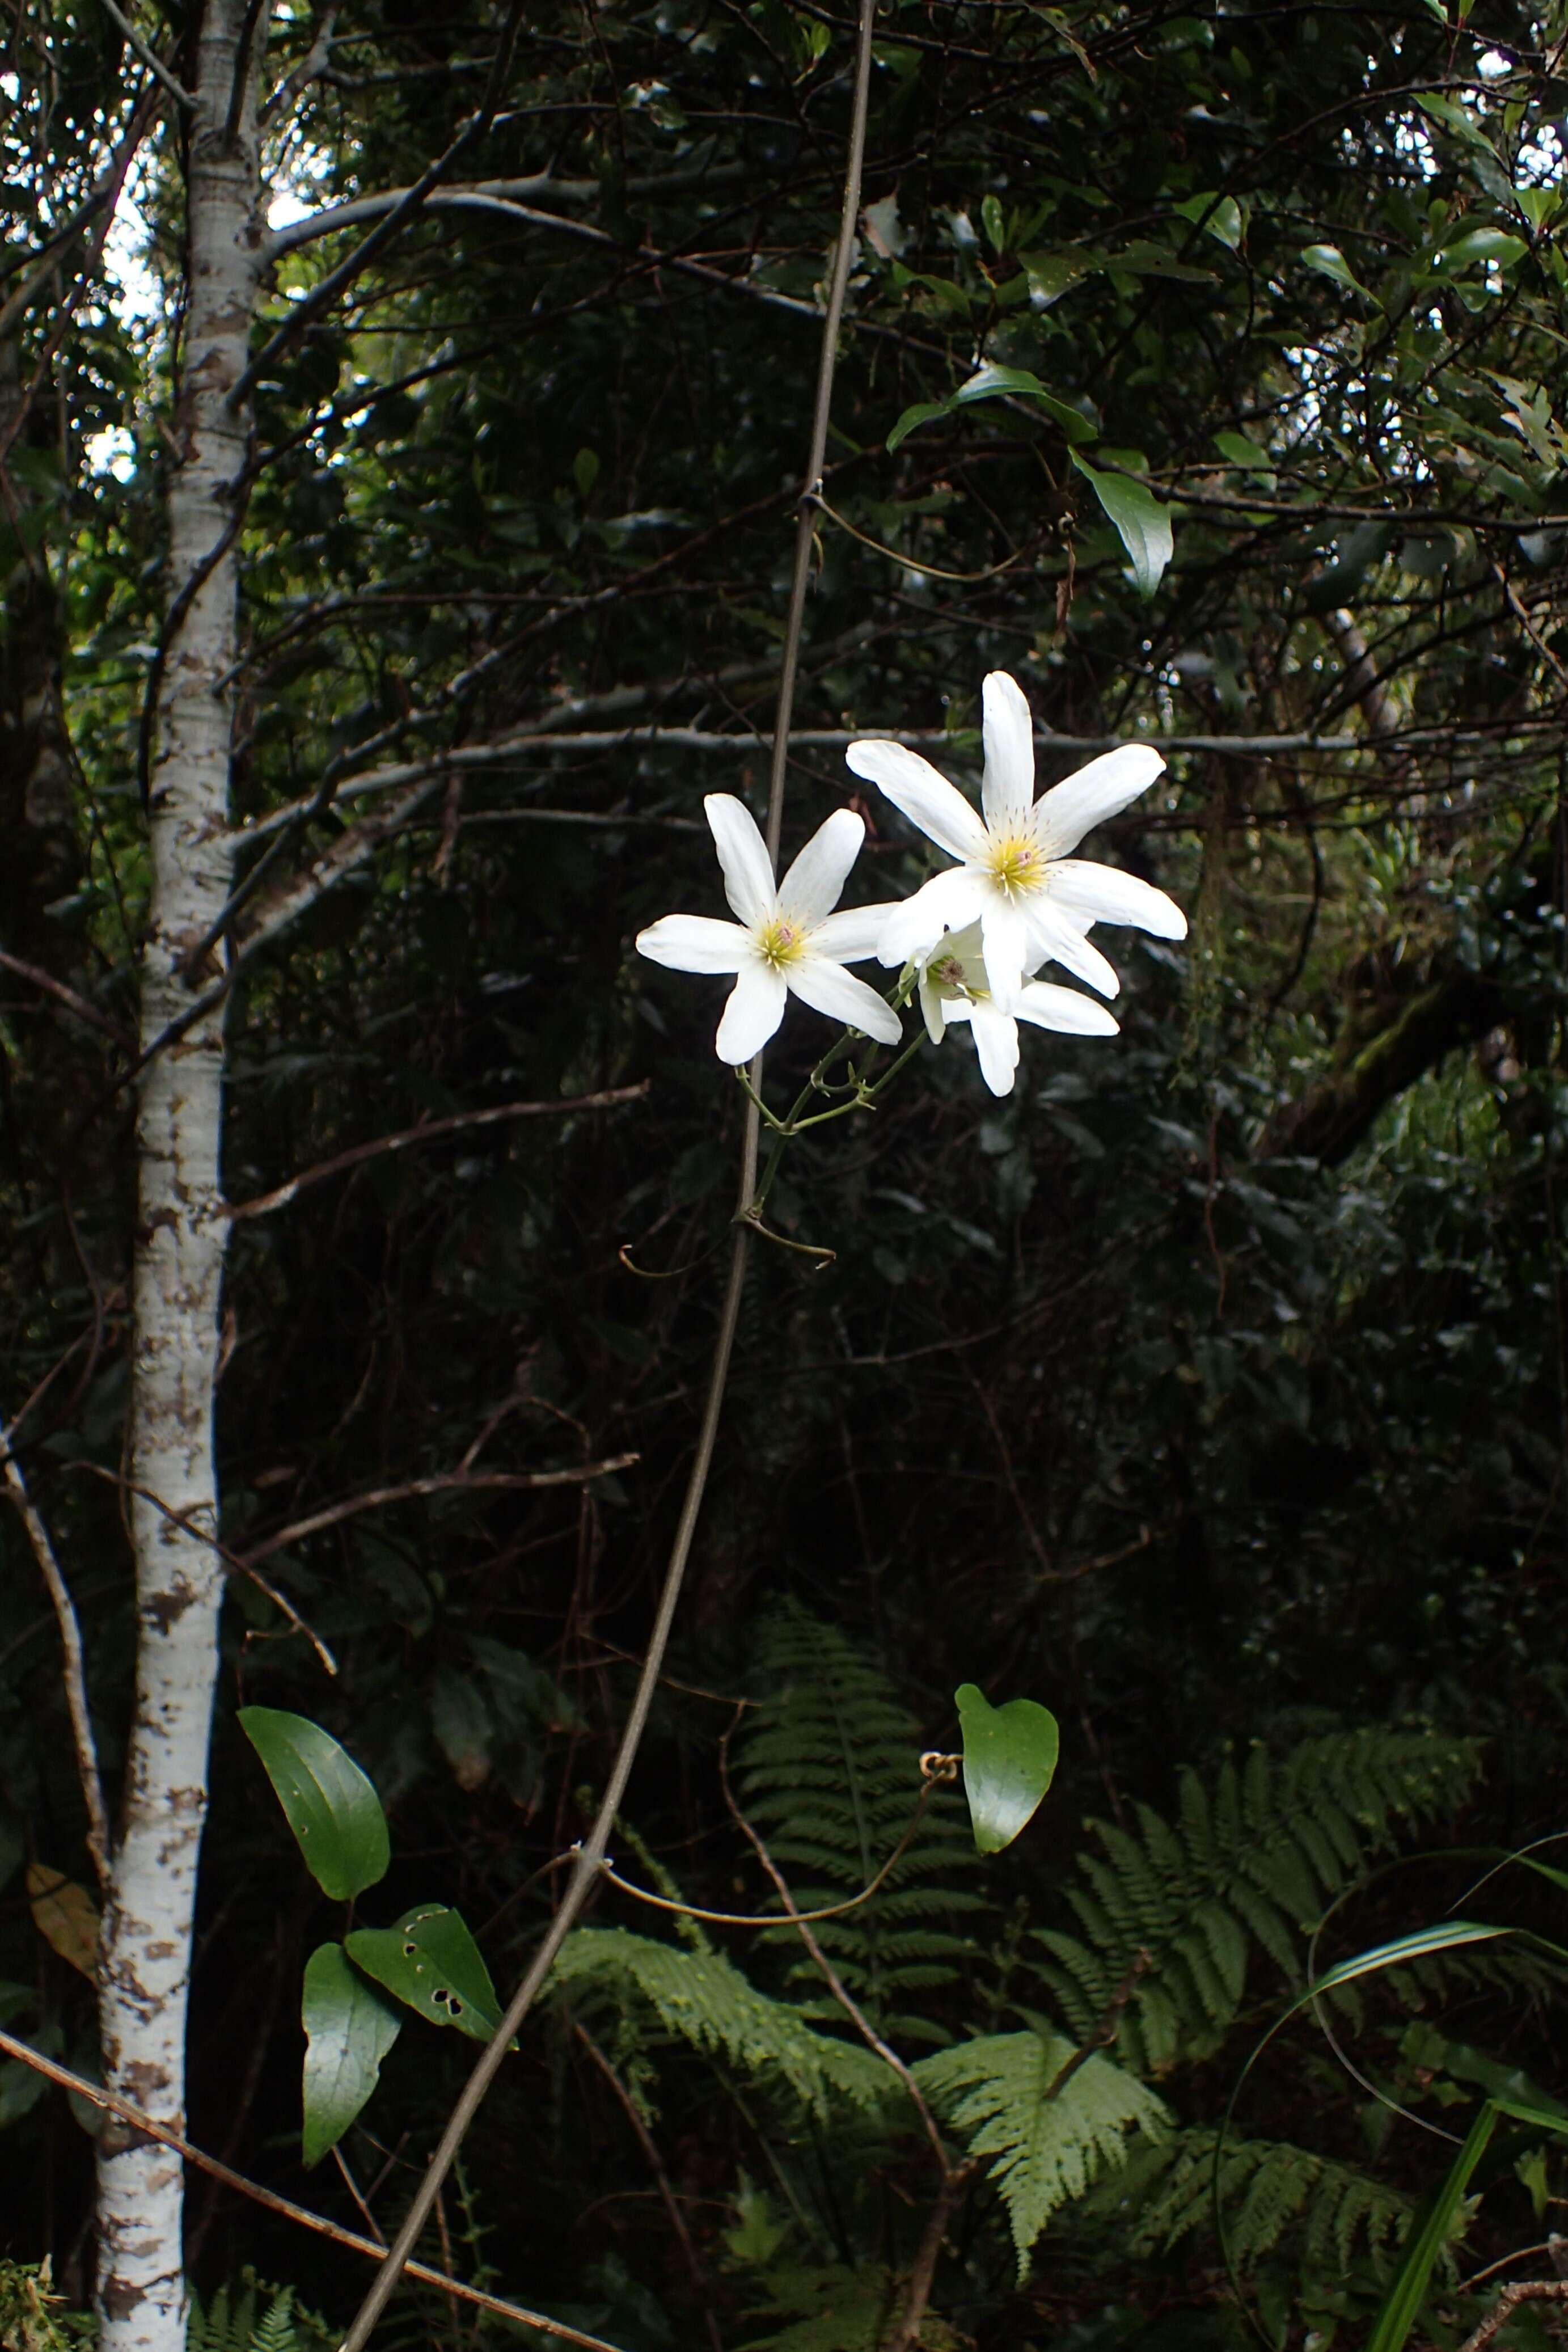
956, 1685, 1060, 1854
301, 1942, 402, 2166
344, 1906, 505, 2042
27, 1864, 99, 1977
239, 1707, 390, 1901
1069, 453, 1173, 598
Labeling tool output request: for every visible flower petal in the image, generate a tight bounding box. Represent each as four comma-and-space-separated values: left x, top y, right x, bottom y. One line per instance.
787, 955, 902, 1044
981, 671, 1036, 835
636, 914, 752, 974
877, 868, 987, 966
969, 1002, 1021, 1096
1046, 859, 1188, 939
778, 807, 865, 926
1015, 980, 1120, 1036
844, 741, 990, 863
810, 900, 905, 963
1024, 902, 1122, 998
1033, 744, 1166, 858
705, 793, 777, 928
916, 970, 948, 1045
979, 897, 1032, 998
715, 962, 787, 1063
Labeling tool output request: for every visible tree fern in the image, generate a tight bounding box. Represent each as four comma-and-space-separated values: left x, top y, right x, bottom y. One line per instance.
1035, 1729, 1482, 2071
912, 2030, 1169, 2274
1118, 2127, 1414, 2273
555, 1925, 887, 2115
737, 1601, 983, 2042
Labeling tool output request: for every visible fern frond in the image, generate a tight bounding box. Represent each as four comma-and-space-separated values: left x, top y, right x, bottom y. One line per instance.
738, 1602, 981, 2037
736, 2262, 891, 2352
913, 2030, 1169, 2275
556, 1925, 887, 2115
1123, 2127, 1413, 2273
1034, 1729, 1481, 2071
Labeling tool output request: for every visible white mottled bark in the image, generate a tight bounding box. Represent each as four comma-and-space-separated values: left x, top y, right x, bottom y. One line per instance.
95, 6, 265, 2344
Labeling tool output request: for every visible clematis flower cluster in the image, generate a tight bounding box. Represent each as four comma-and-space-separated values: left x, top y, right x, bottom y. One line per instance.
635, 670, 1186, 1099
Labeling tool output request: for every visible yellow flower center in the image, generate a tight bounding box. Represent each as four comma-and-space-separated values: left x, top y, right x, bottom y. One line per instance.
987, 834, 1042, 896
758, 915, 806, 968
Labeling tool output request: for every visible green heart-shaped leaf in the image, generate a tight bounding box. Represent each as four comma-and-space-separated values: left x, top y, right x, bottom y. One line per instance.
956, 1684, 1059, 1855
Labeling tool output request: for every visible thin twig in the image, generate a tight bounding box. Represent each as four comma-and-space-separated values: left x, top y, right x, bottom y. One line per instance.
240, 1459, 640, 1568
261, 0, 339, 120
0, 2026, 623, 2352
1455, 2279, 1568, 2352
1, 1432, 111, 1886
68, 1464, 339, 1674
597, 1775, 936, 1927
883, 2157, 980, 2352
334, 7, 878, 2341
0, 950, 136, 1050
225, 1083, 648, 1219
574, 2025, 724, 2352
94, 0, 195, 104
716, 1726, 950, 2175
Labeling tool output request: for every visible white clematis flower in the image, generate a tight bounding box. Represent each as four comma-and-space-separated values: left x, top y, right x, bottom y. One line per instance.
636, 795, 903, 1065
846, 670, 1187, 1000
916, 922, 1119, 1097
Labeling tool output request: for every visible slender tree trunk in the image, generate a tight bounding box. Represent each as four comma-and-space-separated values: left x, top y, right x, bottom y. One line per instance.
95, 7, 264, 2343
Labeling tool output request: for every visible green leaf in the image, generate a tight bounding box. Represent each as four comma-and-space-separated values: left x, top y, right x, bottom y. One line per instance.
300, 1942, 401, 2167
1436, 227, 1527, 271
1174, 191, 1246, 250
956, 1683, 1060, 1853
1214, 430, 1272, 478
1300, 243, 1373, 300
1068, 452, 1173, 597
238, 1708, 390, 1901
982, 193, 1007, 254
954, 362, 1097, 442
1366, 2100, 1497, 2352
344, 1905, 505, 2042
1016, 249, 1092, 307
886, 399, 953, 454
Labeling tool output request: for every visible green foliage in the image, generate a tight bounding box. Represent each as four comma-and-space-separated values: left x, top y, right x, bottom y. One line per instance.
737, 1604, 984, 2039
299, 1941, 401, 2167
955, 1682, 1059, 1854
185, 2274, 334, 2352
555, 1927, 886, 2117
344, 1904, 504, 2041
1122, 2128, 1413, 2273
237, 1711, 390, 1902
914, 2030, 1169, 2272
0, 2260, 92, 2350
1036, 1731, 1484, 2070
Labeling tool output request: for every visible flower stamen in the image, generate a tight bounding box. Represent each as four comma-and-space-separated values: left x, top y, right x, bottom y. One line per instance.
758, 915, 806, 969
987, 834, 1041, 896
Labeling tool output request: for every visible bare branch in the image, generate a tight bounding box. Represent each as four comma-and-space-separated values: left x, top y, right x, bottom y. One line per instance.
260, 0, 339, 119
240, 1458, 641, 1568
0, 2026, 627, 2352
226, 1082, 649, 1219
1456, 2279, 1568, 2352
0, 1429, 111, 1886
574, 2025, 724, 2352
0, 949, 136, 1050
94, 0, 195, 105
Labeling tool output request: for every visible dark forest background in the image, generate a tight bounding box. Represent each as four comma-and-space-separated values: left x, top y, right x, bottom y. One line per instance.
4, 0, 1568, 2343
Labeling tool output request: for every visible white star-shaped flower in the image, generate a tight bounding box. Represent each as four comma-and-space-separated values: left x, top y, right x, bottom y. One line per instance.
846, 670, 1186, 999
636, 795, 902, 1065
916, 922, 1118, 1097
